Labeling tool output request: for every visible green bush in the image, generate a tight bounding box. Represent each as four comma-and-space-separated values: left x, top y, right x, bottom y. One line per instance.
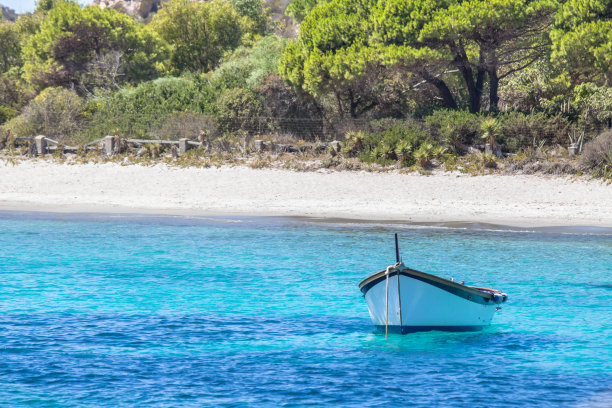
0, 105, 17, 125
425, 110, 482, 153
573, 83, 612, 129
580, 129, 612, 179
215, 88, 263, 134
4, 87, 83, 142
209, 35, 287, 92
496, 112, 571, 153
342, 121, 440, 167
84, 76, 216, 140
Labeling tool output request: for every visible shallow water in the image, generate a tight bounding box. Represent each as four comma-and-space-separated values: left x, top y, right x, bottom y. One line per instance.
1, 212, 611, 407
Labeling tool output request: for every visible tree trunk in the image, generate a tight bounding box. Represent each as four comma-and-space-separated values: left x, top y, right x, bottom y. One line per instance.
421, 70, 457, 110
348, 89, 358, 118
452, 43, 484, 113
488, 67, 499, 113
487, 52, 500, 113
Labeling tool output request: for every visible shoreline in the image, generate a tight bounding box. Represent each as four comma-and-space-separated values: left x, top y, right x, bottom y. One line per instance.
2, 209, 612, 235
1, 160, 611, 229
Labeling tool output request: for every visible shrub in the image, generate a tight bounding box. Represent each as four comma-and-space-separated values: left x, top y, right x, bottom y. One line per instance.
342, 131, 366, 157
580, 130, 612, 179
152, 112, 219, 141
573, 83, 612, 129
210, 36, 287, 92
496, 112, 570, 153
4, 87, 83, 142
342, 121, 440, 167
414, 141, 446, 168
480, 117, 500, 147
257, 73, 323, 140
425, 110, 482, 153
0, 105, 17, 125
84, 76, 215, 140
0, 74, 30, 125
480, 153, 498, 169
215, 88, 263, 134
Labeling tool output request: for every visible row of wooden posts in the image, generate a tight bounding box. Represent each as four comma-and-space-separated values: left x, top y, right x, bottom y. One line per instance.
29, 135, 198, 156
25, 135, 343, 157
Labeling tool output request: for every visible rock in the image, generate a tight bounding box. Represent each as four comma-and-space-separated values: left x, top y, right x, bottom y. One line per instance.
467, 146, 482, 156
254, 140, 265, 152
1, 5, 17, 21
92, 0, 164, 19
329, 140, 342, 153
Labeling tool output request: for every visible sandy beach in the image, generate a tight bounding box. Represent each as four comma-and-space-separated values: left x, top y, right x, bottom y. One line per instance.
0, 160, 610, 227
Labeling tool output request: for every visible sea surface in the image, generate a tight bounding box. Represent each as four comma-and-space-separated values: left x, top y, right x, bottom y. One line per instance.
0, 212, 611, 407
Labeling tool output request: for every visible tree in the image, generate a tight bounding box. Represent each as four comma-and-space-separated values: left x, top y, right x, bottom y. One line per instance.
151, 0, 247, 73
411, 0, 555, 112
22, 2, 168, 92
280, 0, 556, 115
550, 0, 612, 85
280, 0, 413, 118
230, 0, 269, 35
0, 21, 21, 74
285, 0, 326, 22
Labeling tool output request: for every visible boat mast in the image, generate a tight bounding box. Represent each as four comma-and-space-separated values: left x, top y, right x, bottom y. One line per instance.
395, 233, 400, 263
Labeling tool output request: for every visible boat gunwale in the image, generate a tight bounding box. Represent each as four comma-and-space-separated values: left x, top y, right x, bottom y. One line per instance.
358, 266, 501, 301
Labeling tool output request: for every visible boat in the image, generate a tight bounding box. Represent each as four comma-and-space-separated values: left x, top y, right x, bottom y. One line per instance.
358, 234, 507, 335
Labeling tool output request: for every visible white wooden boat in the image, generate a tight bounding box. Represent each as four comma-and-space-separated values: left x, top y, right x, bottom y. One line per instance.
359, 235, 507, 334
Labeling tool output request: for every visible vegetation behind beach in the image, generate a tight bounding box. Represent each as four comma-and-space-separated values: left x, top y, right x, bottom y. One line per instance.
0, 0, 610, 178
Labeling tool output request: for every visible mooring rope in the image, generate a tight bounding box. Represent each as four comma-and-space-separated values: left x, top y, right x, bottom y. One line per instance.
397, 264, 403, 332
385, 265, 392, 339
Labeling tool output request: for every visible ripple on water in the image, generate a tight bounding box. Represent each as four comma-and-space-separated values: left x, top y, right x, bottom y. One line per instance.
0, 213, 610, 406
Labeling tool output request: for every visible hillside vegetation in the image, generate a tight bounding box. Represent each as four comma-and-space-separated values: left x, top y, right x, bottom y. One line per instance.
0, 0, 611, 177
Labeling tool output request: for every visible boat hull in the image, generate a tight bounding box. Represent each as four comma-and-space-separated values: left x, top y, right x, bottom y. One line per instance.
360, 268, 501, 332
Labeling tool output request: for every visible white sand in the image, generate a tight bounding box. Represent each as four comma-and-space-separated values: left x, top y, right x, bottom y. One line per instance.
0, 160, 610, 227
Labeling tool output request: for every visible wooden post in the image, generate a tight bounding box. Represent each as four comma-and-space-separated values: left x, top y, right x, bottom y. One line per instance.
103, 136, 115, 156
179, 138, 189, 154
35, 135, 47, 155
330, 140, 342, 154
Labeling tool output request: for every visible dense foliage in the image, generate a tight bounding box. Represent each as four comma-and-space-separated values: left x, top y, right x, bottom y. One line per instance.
0, 0, 610, 175
22, 1, 168, 91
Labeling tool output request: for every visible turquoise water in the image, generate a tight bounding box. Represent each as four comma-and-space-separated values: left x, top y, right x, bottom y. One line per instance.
1, 212, 611, 407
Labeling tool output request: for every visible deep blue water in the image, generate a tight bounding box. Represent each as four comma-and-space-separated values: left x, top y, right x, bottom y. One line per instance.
1, 212, 611, 407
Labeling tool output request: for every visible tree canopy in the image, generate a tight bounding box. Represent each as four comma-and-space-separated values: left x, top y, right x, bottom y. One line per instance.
22, 1, 168, 92
151, 0, 258, 74
551, 0, 612, 85
281, 0, 557, 115
0, 21, 21, 74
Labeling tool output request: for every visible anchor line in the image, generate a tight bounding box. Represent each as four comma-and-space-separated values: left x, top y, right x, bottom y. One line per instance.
397, 265, 403, 331
385, 265, 391, 340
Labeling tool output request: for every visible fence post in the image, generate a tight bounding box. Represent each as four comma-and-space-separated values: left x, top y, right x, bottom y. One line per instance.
35, 135, 47, 155
179, 138, 189, 154
103, 135, 115, 156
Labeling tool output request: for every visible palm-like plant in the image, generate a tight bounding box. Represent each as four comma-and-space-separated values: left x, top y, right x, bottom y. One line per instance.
394, 140, 413, 164
414, 142, 435, 167
481, 117, 500, 147
342, 131, 365, 157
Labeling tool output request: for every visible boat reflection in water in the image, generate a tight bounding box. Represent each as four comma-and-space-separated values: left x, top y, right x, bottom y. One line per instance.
359, 235, 507, 335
